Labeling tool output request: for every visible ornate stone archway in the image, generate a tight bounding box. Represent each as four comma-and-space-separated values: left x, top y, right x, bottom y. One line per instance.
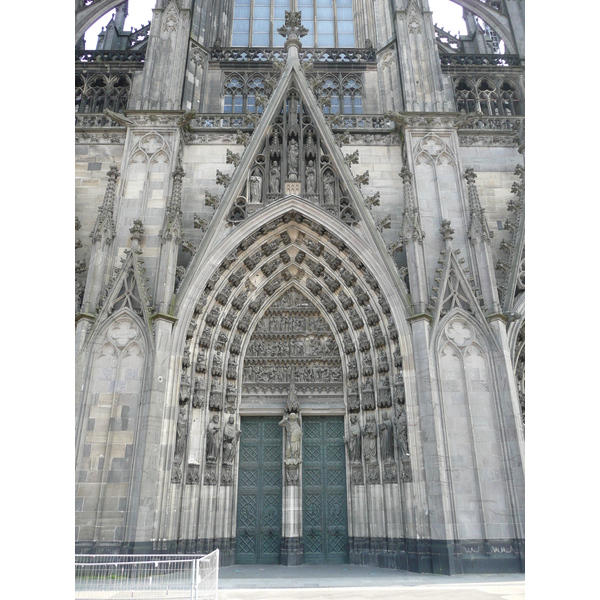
161, 204, 415, 563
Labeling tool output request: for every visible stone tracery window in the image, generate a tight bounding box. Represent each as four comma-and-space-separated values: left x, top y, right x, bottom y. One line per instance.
231, 0, 355, 48
315, 73, 363, 114
453, 76, 522, 116
498, 79, 522, 116
75, 72, 132, 113
222, 71, 363, 115
476, 78, 499, 116
223, 73, 266, 113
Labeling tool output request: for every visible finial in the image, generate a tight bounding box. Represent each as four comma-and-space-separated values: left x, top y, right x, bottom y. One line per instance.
130, 219, 144, 242
463, 167, 477, 185
277, 11, 309, 53
439, 219, 454, 242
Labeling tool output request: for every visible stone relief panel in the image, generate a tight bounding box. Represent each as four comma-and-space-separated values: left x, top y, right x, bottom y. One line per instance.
242, 287, 343, 410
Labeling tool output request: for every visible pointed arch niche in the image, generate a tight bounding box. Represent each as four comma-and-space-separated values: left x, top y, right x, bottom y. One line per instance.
174, 211, 410, 476
435, 309, 520, 546
75, 308, 149, 549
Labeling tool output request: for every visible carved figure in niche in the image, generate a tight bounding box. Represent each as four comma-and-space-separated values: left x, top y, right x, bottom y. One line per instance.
305, 130, 316, 156
393, 404, 409, 458
344, 414, 362, 463
279, 412, 302, 460
286, 464, 299, 485
288, 139, 299, 176
195, 349, 206, 373
362, 377, 375, 410
379, 411, 394, 462
362, 353, 373, 376
171, 455, 182, 483
206, 414, 220, 462
362, 414, 378, 463
305, 161, 316, 193
212, 351, 223, 376
323, 172, 335, 205
175, 406, 187, 457
186, 465, 200, 484
222, 415, 241, 464
250, 173, 262, 203
270, 161, 280, 193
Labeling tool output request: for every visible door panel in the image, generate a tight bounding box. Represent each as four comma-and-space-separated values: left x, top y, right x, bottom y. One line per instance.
236, 417, 282, 564
302, 416, 348, 564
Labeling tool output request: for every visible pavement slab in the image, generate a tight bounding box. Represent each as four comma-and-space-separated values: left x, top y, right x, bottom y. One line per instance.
217, 564, 525, 599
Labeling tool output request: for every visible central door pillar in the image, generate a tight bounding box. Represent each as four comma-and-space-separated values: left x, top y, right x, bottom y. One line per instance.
279, 397, 304, 565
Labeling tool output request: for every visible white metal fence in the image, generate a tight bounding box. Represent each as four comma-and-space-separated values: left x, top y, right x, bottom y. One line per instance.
75, 550, 219, 600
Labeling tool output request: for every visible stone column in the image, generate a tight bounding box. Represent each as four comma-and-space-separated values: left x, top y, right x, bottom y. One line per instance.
407, 314, 456, 573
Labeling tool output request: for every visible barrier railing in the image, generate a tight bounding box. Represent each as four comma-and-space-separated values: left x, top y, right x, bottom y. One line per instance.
74, 550, 219, 600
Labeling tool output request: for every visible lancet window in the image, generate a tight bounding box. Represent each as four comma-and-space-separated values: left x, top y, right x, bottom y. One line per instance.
231, 0, 355, 48
453, 76, 522, 116
223, 73, 266, 113
313, 73, 363, 114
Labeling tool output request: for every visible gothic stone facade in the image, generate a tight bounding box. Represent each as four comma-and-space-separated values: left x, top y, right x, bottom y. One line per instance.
75, 0, 525, 574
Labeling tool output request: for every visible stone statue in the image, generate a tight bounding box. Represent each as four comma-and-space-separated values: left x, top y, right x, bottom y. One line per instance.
306, 160, 316, 194
323, 172, 335, 205
175, 406, 187, 457
270, 161, 280, 193
222, 415, 241, 464
393, 405, 409, 458
206, 414, 220, 462
344, 414, 362, 463
361, 414, 378, 463
288, 139, 299, 175
279, 411, 302, 460
250, 173, 262, 203
379, 411, 394, 462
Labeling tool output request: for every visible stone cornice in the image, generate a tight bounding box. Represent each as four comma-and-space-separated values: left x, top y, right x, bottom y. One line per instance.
486, 312, 509, 324
407, 312, 433, 324
75, 312, 96, 324
150, 312, 179, 324
122, 110, 187, 128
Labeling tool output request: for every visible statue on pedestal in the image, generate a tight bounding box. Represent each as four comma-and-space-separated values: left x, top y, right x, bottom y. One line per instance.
222, 415, 241, 465
205, 414, 220, 462
279, 411, 302, 461
344, 414, 362, 463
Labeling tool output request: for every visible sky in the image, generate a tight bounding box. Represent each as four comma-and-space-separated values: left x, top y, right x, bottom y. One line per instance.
83, 0, 467, 49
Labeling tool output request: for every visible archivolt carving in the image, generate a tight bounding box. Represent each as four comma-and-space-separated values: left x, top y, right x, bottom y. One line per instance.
172, 210, 412, 486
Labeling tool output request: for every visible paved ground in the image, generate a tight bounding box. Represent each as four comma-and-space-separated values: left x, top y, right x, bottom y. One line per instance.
218, 564, 525, 599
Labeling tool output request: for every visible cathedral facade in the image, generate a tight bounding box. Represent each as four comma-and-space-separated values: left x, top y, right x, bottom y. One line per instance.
75, 0, 525, 574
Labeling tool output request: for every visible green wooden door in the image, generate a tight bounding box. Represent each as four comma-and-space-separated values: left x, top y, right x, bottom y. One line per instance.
302, 416, 348, 563
236, 417, 283, 564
